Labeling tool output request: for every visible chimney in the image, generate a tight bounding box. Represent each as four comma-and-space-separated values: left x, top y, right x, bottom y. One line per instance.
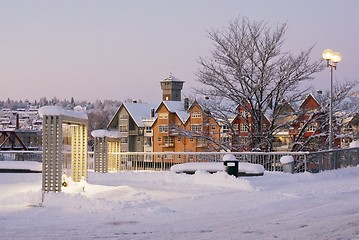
150, 108, 155, 118
132, 100, 137, 103
16, 114, 19, 129
184, 98, 189, 110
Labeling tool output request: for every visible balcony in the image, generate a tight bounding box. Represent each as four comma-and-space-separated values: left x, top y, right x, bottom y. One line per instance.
128, 129, 143, 136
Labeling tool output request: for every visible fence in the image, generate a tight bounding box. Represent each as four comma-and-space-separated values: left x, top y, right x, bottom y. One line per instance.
1, 148, 358, 173
106, 151, 309, 173
305, 147, 359, 172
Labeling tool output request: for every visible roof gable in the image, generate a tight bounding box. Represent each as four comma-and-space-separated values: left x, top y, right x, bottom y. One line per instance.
299, 94, 320, 111
156, 101, 190, 124
108, 102, 157, 129
124, 102, 157, 127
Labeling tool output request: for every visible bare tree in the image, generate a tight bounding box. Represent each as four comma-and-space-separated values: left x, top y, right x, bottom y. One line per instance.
196, 16, 324, 151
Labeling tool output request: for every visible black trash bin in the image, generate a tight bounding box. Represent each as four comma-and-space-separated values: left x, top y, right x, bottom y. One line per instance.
223, 154, 239, 177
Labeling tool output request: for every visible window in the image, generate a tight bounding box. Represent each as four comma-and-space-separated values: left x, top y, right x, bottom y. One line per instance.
240, 124, 248, 132
191, 124, 202, 133
159, 113, 168, 119
165, 154, 173, 160
164, 136, 174, 146
308, 123, 317, 132
177, 136, 181, 142
157, 137, 161, 142
145, 126, 152, 133
119, 125, 128, 132
190, 137, 194, 142
222, 125, 229, 133
120, 137, 128, 144
221, 136, 231, 143
144, 137, 152, 146
191, 112, 202, 118
159, 125, 168, 133
233, 124, 239, 131
197, 138, 206, 146
119, 114, 128, 120
241, 110, 251, 117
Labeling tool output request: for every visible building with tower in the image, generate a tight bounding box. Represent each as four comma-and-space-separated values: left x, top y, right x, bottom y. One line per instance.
160, 74, 184, 101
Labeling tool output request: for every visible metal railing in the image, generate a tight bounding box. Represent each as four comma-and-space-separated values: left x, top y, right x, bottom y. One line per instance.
1, 147, 358, 173
0, 150, 42, 162
305, 147, 359, 173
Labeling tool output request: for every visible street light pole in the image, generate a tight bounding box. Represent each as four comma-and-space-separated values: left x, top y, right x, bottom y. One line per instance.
329, 63, 333, 150
322, 49, 342, 150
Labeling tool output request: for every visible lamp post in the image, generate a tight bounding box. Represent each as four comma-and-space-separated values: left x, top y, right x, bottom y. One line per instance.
322, 49, 342, 150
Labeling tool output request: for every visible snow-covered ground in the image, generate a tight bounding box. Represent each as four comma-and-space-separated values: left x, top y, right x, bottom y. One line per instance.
0, 165, 358, 240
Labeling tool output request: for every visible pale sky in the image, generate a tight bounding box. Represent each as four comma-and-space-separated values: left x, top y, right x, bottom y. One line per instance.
1, 0, 358, 104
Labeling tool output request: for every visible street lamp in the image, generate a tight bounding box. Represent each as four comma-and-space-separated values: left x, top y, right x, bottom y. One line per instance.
322, 49, 342, 150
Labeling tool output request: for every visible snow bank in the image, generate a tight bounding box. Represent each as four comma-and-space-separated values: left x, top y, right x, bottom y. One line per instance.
349, 140, 359, 148
170, 162, 223, 173
0, 161, 42, 171
1, 166, 359, 239
238, 162, 264, 174
171, 162, 264, 175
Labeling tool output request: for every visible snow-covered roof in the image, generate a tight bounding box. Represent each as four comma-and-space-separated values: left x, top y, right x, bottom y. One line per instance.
38, 106, 88, 120
162, 101, 190, 123
160, 74, 184, 83
91, 129, 121, 139
299, 94, 320, 110
124, 102, 158, 127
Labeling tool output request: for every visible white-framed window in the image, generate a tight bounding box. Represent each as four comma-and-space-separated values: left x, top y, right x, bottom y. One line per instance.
221, 136, 231, 143
119, 114, 128, 120
164, 136, 174, 146
120, 137, 128, 144
159, 125, 168, 133
240, 124, 248, 132
197, 138, 206, 146
145, 126, 152, 133
159, 113, 168, 119
191, 112, 202, 118
241, 110, 251, 117
222, 125, 229, 133
308, 123, 317, 132
233, 124, 239, 131
191, 124, 202, 133
119, 125, 128, 132
165, 154, 173, 160
190, 137, 194, 142
144, 137, 152, 146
